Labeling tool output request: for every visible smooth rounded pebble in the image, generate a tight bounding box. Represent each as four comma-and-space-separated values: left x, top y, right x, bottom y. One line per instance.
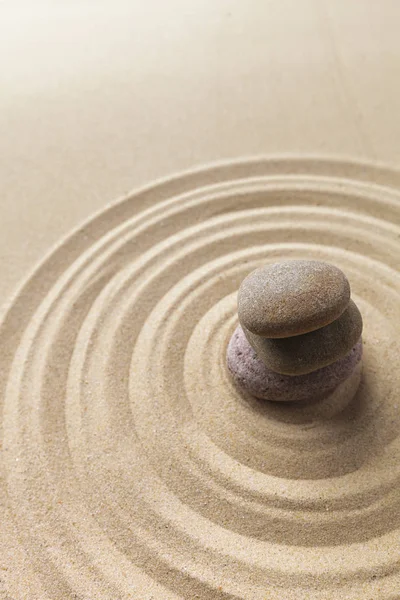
243, 299, 363, 375
238, 260, 351, 338
227, 325, 363, 402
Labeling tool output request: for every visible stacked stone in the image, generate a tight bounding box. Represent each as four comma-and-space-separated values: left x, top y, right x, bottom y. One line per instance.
227, 260, 363, 402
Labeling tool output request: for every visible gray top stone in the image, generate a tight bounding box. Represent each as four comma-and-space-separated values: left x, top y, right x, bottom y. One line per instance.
238, 260, 351, 338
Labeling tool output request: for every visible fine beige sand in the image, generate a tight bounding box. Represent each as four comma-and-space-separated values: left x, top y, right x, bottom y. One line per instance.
1, 3, 400, 600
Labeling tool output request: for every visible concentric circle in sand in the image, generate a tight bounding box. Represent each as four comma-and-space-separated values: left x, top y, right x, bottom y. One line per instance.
1, 157, 400, 599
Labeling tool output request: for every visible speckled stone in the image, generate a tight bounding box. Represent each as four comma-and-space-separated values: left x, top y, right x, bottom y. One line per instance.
243, 299, 363, 375
238, 260, 351, 338
227, 325, 363, 402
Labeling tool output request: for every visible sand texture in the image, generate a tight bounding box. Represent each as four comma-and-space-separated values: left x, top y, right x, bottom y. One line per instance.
0, 157, 399, 599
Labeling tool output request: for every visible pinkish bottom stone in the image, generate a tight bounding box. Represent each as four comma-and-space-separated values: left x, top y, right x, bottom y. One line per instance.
227, 325, 363, 403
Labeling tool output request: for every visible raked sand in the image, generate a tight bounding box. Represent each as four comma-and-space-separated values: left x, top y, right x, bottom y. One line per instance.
0, 157, 399, 599
1, 3, 400, 600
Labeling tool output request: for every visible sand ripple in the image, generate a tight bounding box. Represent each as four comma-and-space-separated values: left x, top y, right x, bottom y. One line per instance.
1, 157, 400, 599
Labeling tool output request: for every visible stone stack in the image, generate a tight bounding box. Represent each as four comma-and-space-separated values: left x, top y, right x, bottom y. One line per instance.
227, 260, 363, 402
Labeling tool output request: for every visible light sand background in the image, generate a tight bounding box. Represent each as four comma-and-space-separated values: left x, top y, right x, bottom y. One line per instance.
1, 0, 400, 306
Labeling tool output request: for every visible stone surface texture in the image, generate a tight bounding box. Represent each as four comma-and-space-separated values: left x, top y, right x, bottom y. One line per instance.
238, 260, 351, 338
242, 299, 363, 375
227, 325, 363, 402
